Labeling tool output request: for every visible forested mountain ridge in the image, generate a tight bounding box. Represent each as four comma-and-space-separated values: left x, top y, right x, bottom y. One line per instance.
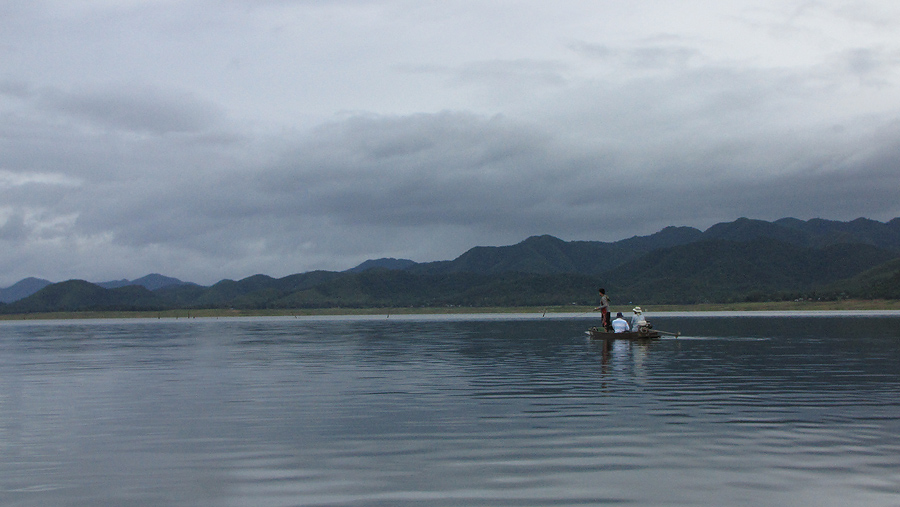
604, 238, 899, 304
709, 217, 900, 250
6, 280, 169, 313
2, 217, 899, 313
404, 217, 900, 276
406, 226, 704, 276
96, 274, 192, 291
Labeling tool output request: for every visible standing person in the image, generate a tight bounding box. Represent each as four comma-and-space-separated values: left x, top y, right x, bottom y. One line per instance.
611, 312, 630, 333
594, 288, 611, 331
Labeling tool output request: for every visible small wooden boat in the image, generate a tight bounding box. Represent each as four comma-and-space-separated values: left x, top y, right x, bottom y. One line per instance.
587, 326, 662, 340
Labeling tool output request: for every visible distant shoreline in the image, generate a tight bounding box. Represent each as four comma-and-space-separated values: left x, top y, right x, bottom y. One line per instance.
1, 299, 899, 321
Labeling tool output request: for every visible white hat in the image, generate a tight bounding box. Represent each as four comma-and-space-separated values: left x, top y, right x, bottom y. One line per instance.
633, 307, 642, 313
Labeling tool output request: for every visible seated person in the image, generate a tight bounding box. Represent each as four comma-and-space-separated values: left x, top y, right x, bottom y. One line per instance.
631, 307, 648, 331
611, 312, 630, 333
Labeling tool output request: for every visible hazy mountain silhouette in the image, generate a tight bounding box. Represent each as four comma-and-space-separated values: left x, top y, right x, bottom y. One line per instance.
3, 217, 898, 313
0, 277, 52, 303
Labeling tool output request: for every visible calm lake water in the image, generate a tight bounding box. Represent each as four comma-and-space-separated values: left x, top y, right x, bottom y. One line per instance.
1, 313, 899, 506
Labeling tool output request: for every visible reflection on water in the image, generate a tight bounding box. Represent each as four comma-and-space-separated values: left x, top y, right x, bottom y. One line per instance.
1, 315, 899, 506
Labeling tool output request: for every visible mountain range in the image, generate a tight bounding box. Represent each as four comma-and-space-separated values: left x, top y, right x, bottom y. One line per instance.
0, 273, 192, 303
2, 217, 899, 313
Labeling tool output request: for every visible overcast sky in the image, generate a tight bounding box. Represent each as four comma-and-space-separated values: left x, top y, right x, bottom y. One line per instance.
2, 0, 900, 286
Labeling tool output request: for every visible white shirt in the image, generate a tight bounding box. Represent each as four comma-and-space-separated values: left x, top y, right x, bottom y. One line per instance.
612, 318, 630, 333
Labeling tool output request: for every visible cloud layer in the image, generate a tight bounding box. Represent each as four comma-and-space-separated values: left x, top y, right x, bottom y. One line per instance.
2, 1, 900, 285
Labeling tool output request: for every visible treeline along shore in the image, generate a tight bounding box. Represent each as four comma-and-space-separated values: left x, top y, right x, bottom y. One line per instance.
2, 217, 900, 318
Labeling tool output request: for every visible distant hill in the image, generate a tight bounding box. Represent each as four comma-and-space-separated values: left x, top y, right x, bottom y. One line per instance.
3, 216, 899, 314
407, 226, 703, 276
0, 277, 52, 303
707, 217, 900, 250
97, 274, 192, 290
398, 218, 900, 277
604, 238, 899, 304
347, 258, 417, 273
832, 257, 900, 300
1, 274, 192, 304
6, 280, 169, 313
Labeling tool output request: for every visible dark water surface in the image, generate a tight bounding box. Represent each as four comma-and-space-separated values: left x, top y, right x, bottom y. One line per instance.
1, 314, 899, 506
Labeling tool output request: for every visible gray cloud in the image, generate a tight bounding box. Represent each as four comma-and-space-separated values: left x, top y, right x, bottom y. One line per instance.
38, 86, 225, 135
2, 1, 900, 286
262, 112, 553, 223
1, 82, 224, 135
570, 40, 703, 71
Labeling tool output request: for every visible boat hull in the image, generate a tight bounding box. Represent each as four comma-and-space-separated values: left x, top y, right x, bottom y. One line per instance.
588, 326, 661, 340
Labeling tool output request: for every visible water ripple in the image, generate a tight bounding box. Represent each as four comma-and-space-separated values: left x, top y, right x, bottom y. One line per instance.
1, 316, 899, 506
